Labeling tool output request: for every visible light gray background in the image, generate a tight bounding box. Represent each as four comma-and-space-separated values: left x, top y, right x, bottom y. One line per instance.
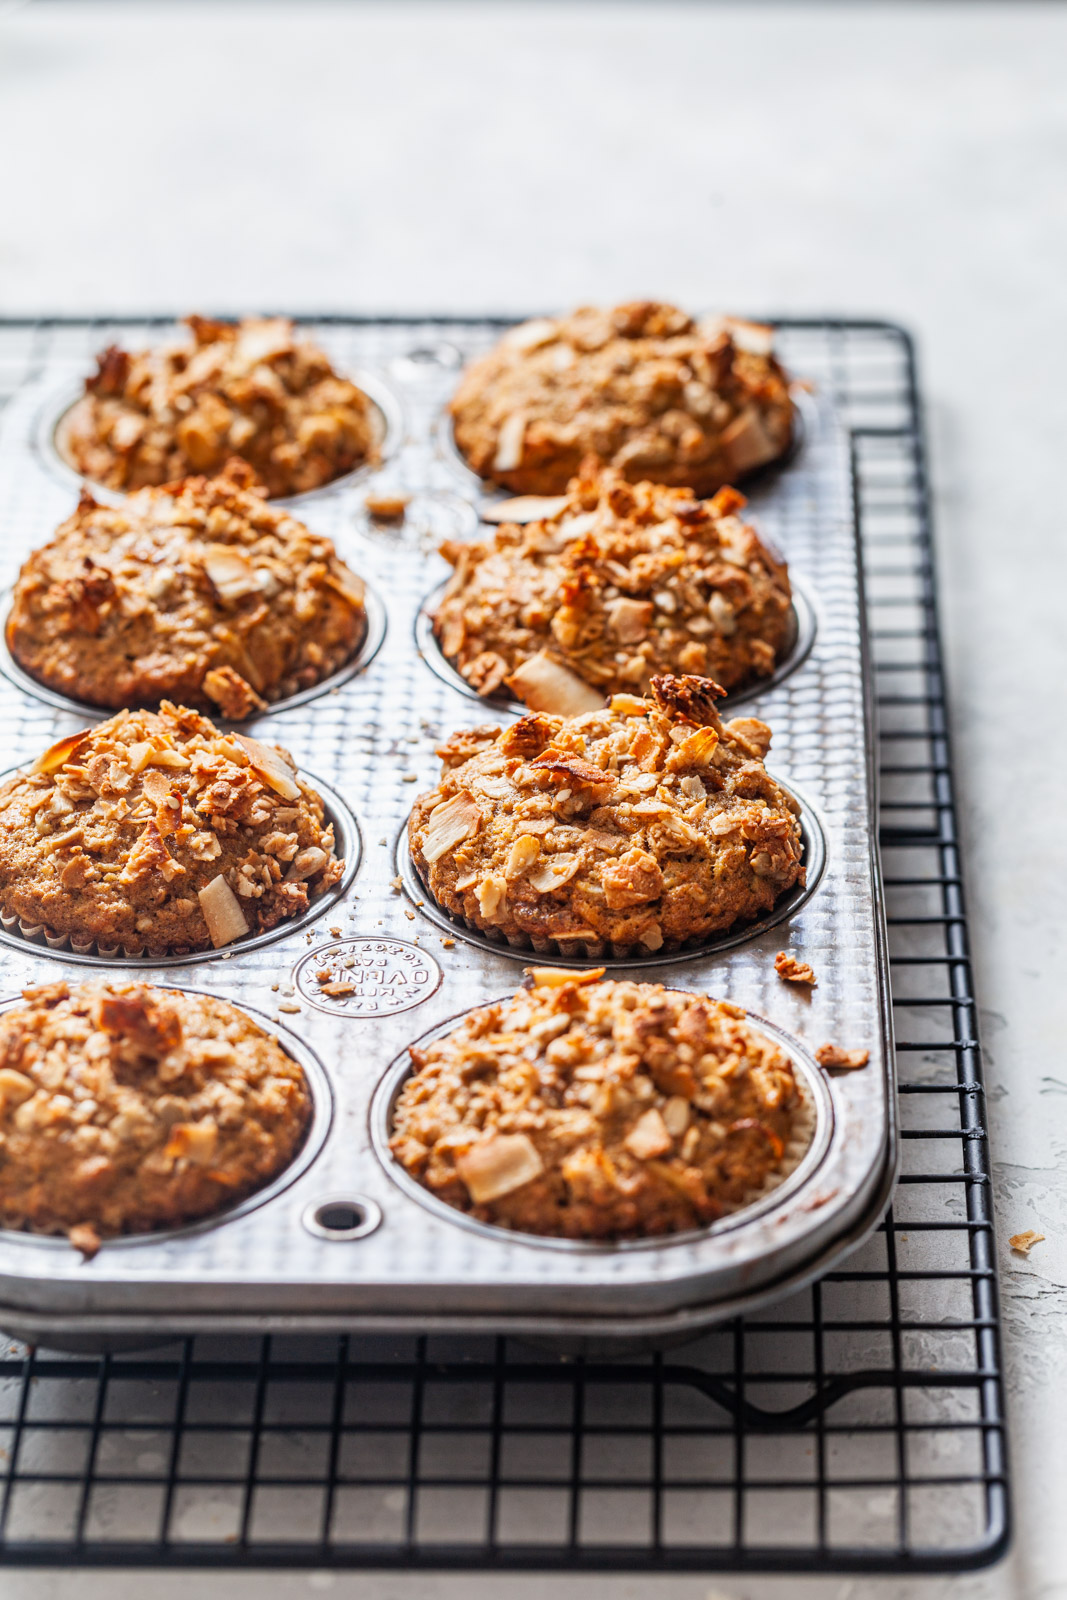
0, 2, 1064, 1597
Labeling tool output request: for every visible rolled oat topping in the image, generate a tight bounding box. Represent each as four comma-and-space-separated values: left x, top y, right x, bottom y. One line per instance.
390, 973, 800, 1239
61, 316, 380, 498
408, 674, 804, 952
0, 703, 342, 954
0, 981, 311, 1245
6, 461, 366, 717
433, 466, 791, 704
450, 302, 794, 497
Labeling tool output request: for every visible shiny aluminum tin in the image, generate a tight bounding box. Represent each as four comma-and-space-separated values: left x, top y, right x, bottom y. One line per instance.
0, 316, 895, 1348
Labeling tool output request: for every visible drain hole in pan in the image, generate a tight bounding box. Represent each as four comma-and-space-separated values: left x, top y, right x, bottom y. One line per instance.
303, 1195, 381, 1242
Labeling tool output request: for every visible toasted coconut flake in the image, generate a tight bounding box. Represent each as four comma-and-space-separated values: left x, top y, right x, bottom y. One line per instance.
506, 650, 603, 716
422, 792, 482, 864
724, 717, 772, 758
1009, 1229, 1045, 1255
198, 874, 251, 948
456, 1132, 544, 1203
201, 547, 262, 603
724, 317, 776, 357
665, 725, 720, 771
492, 412, 528, 473
525, 966, 606, 988
30, 731, 91, 776
234, 735, 301, 800
721, 407, 777, 475
504, 318, 559, 353
164, 1119, 219, 1166
608, 597, 655, 644
528, 853, 582, 893
609, 693, 651, 716
480, 494, 571, 525
505, 834, 542, 879
625, 1107, 673, 1161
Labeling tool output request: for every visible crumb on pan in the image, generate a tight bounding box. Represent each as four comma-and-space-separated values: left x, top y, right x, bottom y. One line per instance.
775, 951, 817, 986
408, 673, 804, 951
0, 702, 342, 955
433, 464, 791, 704
61, 316, 380, 499
1009, 1230, 1045, 1255
815, 1043, 869, 1070
6, 459, 366, 716
365, 492, 410, 521
390, 973, 801, 1239
450, 302, 794, 497
0, 981, 311, 1244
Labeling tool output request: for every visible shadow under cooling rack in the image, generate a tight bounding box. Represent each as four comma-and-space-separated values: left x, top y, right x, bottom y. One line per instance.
0, 317, 1008, 1574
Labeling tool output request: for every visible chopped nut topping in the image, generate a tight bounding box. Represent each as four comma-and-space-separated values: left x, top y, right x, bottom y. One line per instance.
775, 952, 817, 986
816, 1043, 870, 1071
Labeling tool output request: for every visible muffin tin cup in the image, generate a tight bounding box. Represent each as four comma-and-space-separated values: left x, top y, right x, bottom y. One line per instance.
371, 998, 830, 1255
0, 769, 361, 967
0, 992, 334, 1252
414, 572, 817, 719
396, 776, 827, 968
435, 389, 812, 503
0, 578, 388, 725
34, 365, 405, 510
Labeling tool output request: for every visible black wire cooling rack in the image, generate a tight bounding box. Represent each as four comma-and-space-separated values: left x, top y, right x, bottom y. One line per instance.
0, 317, 1008, 1574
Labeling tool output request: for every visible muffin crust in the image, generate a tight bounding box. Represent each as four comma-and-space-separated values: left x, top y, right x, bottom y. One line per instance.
409, 674, 804, 954
0, 703, 343, 955
7, 461, 367, 719
390, 971, 800, 1240
0, 981, 311, 1248
450, 302, 794, 497
61, 316, 380, 498
433, 466, 792, 706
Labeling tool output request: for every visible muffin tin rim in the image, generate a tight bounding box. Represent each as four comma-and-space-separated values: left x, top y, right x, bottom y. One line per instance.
0, 766, 362, 968
0, 576, 389, 726
369, 996, 834, 1256
395, 772, 828, 968
414, 570, 819, 720
0, 992, 335, 1252
32, 363, 406, 510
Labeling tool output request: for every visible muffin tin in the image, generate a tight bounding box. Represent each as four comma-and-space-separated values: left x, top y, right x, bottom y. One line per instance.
0, 316, 896, 1349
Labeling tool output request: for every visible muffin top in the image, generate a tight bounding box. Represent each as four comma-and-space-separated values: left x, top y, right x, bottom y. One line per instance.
61, 316, 380, 498
433, 466, 792, 706
390, 970, 800, 1240
449, 302, 794, 497
6, 461, 367, 719
0, 703, 342, 955
409, 674, 804, 955
0, 980, 311, 1252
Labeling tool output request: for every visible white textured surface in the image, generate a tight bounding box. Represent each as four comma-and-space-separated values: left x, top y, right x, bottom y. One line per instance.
0, 1, 1064, 1596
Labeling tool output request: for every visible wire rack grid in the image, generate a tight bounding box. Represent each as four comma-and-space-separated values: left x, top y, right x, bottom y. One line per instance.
0, 316, 1008, 1574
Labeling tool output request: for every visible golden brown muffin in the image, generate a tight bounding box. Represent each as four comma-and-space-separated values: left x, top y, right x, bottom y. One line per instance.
433, 466, 791, 707
6, 461, 367, 719
390, 970, 801, 1239
408, 674, 804, 956
450, 302, 794, 496
61, 316, 380, 498
0, 980, 311, 1251
0, 703, 343, 956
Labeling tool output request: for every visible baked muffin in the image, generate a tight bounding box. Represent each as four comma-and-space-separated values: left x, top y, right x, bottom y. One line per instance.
450, 302, 794, 496
390, 970, 801, 1239
6, 460, 367, 720
0, 980, 311, 1252
61, 316, 380, 498
433, 466, 791, 708
409, 674, 804, 955
0, 703, 342, 956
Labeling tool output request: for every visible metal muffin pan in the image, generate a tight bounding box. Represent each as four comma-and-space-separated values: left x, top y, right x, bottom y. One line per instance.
0, 994, 335, 1252
34, 364, 405, 509
0, 577, 388, 724
0, 766, 361, 966
0, 316, 896, 1347
414, 570, 818, 718
395, 774, 827, 965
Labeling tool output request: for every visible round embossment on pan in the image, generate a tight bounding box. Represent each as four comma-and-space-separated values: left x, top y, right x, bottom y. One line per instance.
0, 770, 361, 967
0, 994, 334, 1253
370, 999, 833, 1255
414, 571, 817, 720
394, 774, 827, 969
33, 364, 406, 510
0, 578, 387, 725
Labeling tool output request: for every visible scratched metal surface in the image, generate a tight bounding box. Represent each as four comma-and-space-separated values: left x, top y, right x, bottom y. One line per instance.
0, 319, 895, 1342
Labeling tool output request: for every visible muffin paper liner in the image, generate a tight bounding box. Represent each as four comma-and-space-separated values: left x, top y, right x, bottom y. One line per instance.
370, 1000, 831, 1254
0, 580, 388, 725
415, 571, 817, 720
398, 776, 826, 969
0, 772, 361, 968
